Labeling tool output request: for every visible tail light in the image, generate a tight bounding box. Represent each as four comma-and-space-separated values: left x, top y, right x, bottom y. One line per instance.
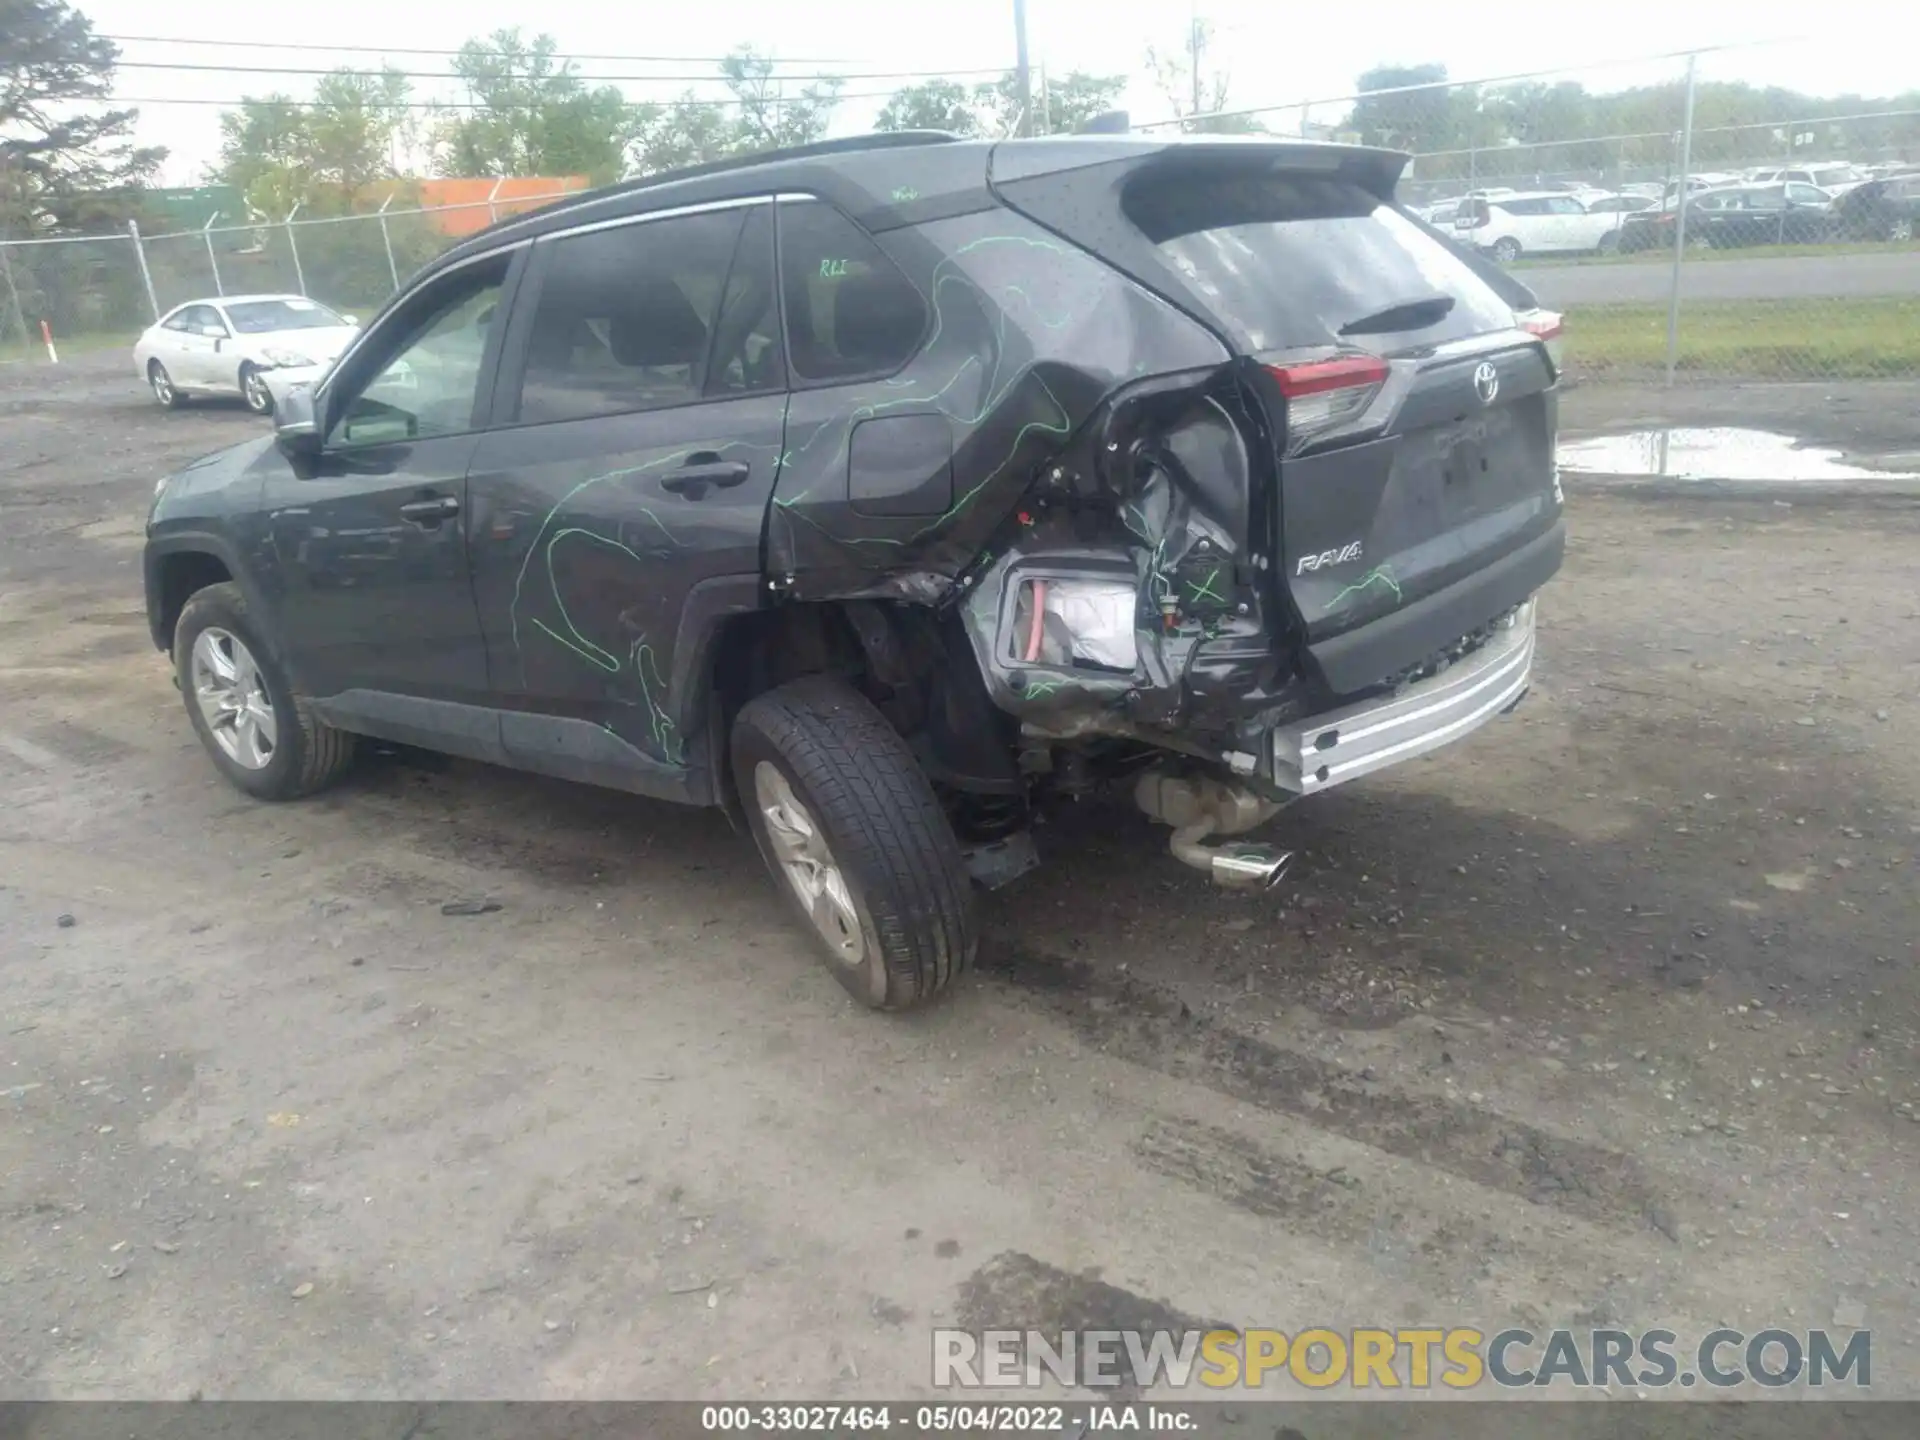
1519, 309, 1565, 372
1266, 354, 1389, 454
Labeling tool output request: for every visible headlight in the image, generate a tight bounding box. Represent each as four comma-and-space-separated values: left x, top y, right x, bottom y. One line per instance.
262, 347, 313, 368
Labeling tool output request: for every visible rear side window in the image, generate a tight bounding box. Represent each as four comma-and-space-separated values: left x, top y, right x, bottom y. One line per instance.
777, 200, 927, 383
515, 208, 746, 426
1124, 171, 1518, 353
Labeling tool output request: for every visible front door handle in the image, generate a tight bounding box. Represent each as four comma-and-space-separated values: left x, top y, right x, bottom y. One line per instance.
660, 457, 751, 495
399, 494, 460, 525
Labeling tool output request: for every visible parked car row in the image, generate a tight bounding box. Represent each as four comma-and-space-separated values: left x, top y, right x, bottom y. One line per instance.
1618, 171, 1920, 253
1419, 162, 1918, 262
1444, 189, 1655, 261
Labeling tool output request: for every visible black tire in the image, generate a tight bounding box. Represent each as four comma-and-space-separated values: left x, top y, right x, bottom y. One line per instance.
1597, 228, 1621, 255
1491, 237, 1522, 263
239, 361, 274, 416
173, 582, 355, 801
731, 674, 976, 1011
149, 360, 185, 409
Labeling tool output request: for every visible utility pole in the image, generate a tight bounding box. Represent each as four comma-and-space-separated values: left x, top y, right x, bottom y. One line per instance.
1012, 0, 1033, 137
1190, 11, 1204, 124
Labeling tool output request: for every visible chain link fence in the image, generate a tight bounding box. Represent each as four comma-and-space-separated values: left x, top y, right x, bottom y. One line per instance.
0, 188, 571, 363
1374, 43, 1920, 386
5, 42, 1917, 388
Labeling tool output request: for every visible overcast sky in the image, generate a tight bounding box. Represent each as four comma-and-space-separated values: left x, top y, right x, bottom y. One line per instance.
66, 0, 1906, 186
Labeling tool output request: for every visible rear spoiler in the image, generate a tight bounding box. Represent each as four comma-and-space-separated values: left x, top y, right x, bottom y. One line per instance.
989, 135, 1410, 203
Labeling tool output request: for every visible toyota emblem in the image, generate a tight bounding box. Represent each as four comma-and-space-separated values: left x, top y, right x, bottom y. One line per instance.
1473, 361, 1500, 405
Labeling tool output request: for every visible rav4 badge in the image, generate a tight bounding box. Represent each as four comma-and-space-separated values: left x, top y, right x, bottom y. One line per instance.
1297, 541, 1365, 575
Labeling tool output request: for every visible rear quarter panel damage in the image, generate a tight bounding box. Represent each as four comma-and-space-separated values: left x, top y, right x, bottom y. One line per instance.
767, 210, 1228, 599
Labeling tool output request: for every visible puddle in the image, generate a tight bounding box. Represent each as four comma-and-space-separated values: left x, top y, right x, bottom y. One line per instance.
1556, 428, 1919, 483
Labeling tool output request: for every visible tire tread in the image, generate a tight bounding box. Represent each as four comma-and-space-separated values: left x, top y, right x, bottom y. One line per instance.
734, 675, 976, 1009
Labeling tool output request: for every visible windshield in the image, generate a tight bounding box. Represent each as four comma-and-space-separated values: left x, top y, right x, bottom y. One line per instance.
1123, 171, 1517, 353
223, 299, 347, 334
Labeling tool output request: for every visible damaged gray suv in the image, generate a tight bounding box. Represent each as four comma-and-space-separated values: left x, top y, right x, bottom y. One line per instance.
144, 131, 1565, 1011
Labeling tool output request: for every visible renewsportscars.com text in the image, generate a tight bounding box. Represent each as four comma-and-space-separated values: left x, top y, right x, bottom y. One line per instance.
932, 1326, 1871, 1391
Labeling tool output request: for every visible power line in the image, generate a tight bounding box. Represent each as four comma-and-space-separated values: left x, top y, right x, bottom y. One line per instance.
100, 32, 875, 65
73, 90, 923, 111
108, 58, 1007, 84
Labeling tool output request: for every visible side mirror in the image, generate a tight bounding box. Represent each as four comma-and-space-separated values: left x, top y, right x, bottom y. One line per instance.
274, 386, 323, 457
199, 325, 226, 339
342, 315, 359, 326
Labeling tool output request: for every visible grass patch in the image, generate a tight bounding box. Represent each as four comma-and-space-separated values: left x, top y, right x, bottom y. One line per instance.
1515, 238, 1920, 269
1565, 296, 1920, 378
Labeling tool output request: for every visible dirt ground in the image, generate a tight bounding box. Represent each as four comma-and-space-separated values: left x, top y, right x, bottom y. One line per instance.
3, 353, 1918, 1402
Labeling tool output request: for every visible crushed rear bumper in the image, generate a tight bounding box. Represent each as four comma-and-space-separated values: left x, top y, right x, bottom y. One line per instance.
1272, 600, 1536, 796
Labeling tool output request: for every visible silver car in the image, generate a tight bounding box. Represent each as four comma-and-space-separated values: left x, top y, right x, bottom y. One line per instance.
132, 294, 360, 416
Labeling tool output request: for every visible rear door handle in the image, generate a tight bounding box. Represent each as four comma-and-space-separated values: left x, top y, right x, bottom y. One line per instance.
399, 494, 460, 524
660, 459, 751, 495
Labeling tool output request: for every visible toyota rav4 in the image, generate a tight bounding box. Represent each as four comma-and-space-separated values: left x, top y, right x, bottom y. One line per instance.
144, 131, 1566, 1011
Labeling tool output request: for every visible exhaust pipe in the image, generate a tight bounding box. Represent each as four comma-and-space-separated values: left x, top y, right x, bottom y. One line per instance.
1168, 822, 1294, 889
1137, 771, 1294, 890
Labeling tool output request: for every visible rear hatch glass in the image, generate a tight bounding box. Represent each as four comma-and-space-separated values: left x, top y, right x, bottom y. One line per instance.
1120, 170, 1519, 354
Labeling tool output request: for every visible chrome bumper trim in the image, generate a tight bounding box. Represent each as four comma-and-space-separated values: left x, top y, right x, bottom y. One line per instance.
1273, 602, 1537, 796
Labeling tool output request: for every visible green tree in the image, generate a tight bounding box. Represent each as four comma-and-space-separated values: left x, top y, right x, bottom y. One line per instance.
874, 79, 983, 136
1349, 63, 1462, 153
873, 70, 1126, 138
436, 30, 635, 185
1146, 18, 1264, 135
0, 0, 165, 232
627, 46, 843, 176
214, 67, 412, 216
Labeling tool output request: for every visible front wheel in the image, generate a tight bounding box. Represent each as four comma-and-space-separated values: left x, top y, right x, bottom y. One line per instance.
240, 362, 274, 416
1597, 229, 1621, 254
173, 582, 355, 800
731, 675, 977, 1011
1490, 237, 1522, 263
1889, 217, 1915, 243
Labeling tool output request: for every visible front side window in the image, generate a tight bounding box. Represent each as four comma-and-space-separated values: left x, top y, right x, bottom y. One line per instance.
777, 200, 927, 383
330, 261, 506, 447
514, 208, 747, 426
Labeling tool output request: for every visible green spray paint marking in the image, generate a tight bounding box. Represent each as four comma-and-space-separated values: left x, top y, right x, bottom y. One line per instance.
1021, 678, 1064, 698
1185, 568, 1225, 605
1330, 566, 1402, 609
632, 639, 681, 764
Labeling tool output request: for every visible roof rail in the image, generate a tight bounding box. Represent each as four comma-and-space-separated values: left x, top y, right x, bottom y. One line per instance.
473, 130, 964, 235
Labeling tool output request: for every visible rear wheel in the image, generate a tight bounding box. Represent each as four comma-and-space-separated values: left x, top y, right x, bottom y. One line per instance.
1597, 229, 1621, 254
240, 362, 273, 416
149, 360, 184, 409
1491, 237, 1522, 263
1890, 216, 1915, 242
731, 675, 976, 1011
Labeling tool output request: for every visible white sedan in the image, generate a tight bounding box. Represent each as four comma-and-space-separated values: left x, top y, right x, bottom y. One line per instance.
133, 294, 360, 416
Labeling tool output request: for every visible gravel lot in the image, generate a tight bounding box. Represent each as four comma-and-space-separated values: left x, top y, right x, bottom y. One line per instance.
3, 353, 1918, 1401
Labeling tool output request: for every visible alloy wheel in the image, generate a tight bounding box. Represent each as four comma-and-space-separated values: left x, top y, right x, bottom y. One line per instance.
753, 760, 864, 966
190, 627, 278, 771
243, 368, 273, 414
